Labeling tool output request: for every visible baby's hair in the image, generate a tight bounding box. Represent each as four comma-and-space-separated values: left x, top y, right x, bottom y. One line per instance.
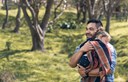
96, 31, 111, 42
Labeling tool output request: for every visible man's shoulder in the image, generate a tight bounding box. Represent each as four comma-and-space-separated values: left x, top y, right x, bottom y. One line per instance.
107, 43, 114, 48
105, 73, 114, 82
107, 43, 116, 51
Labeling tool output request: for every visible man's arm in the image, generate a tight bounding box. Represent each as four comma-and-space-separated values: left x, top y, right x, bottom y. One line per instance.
88, 68, 100, 76
69, 51, 83, 68
110, 46, 117, 73
77, 64, 100, 77
69, 41, 94, 68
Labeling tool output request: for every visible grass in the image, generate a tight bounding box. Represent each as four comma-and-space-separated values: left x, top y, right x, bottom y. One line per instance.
0, 7, 128, 82
110, 21, 128, 82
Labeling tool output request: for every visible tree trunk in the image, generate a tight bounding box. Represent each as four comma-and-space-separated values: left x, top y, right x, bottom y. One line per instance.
31, 25, 45, 51
76, 0, 87, 23
20, 0, 53, 51
76, 1, 81, 22
87, 0, 96, 19
81, 9, 87, 23
103, 0, 120, 33
51, 0, 66, 24
13, 3, 21, 33
2, 0, 8, 29
54, 0, 63, 19
21, 7, 45, 51
105, 13, 111, 33
40, 0, 54, 31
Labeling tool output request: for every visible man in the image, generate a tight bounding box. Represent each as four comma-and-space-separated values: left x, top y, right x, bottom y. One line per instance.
69, 19, 117, 82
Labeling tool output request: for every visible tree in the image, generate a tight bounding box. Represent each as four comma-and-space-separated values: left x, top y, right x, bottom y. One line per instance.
75, 0, 103, 22
76, 0, 87, 23
20, 0, 54, 51
51, 0, 67, 24
103, 0, 120, 33
2, 0, 9, 29
119, 0, 128, 22
13, 2, 21, 33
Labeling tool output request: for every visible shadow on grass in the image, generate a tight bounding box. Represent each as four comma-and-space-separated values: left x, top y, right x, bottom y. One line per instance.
111, 34, 128, 57
0, 13, 16, 28
115, 60, 128, 81
0, 49, 31, 60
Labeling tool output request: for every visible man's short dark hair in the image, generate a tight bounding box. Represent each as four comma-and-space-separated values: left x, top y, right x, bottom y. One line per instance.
87, 19, 103, 28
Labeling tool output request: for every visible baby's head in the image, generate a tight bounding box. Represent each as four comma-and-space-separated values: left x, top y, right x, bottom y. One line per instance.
96, 31, 111, 44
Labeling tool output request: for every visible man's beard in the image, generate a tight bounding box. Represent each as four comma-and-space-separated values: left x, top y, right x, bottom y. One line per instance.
86, 33, 96, 40
86, 33, 93, 38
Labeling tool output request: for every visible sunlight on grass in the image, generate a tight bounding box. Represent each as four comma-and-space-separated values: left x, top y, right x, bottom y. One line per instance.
0, 6, 128, 81
115, 77, 126, 82
110, 22, 128, 36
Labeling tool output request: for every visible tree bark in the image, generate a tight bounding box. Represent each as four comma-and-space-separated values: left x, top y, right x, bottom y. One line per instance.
105, 13, 111, 33
76, 1, 81, 22
31, 25, 45, 51
50, 0, 67, 24
76, 0, 87, 23
54, 0, 64, 19
13, 3, 21, 33
2, 0, 8, 29
40, 0, 54, 31
103, 0, 120, 33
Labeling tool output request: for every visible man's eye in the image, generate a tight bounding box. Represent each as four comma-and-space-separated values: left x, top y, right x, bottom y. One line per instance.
89, 28, 94, 31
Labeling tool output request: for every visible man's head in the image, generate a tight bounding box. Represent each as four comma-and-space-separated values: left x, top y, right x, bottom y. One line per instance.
85, 19, 103, 39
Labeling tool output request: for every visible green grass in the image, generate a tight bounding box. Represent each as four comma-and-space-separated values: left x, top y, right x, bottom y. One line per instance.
0, 27, 80, 82
0, 7, 128, 82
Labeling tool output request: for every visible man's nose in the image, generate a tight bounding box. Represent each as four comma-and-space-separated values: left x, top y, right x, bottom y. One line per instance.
86, 30, 90, 33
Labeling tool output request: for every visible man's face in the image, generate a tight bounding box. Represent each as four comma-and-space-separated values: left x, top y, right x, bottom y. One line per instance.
85, 23, 98, 38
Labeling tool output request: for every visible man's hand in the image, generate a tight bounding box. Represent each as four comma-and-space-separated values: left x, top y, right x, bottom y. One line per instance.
77, 64, 100, 77
77, 64, 86, 77
80, 41, 94, 53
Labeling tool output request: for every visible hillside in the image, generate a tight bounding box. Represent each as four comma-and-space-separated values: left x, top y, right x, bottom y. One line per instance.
0, 9, 128, 82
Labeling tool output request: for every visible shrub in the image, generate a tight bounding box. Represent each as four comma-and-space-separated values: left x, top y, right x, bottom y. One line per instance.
60, 20, 79, 29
